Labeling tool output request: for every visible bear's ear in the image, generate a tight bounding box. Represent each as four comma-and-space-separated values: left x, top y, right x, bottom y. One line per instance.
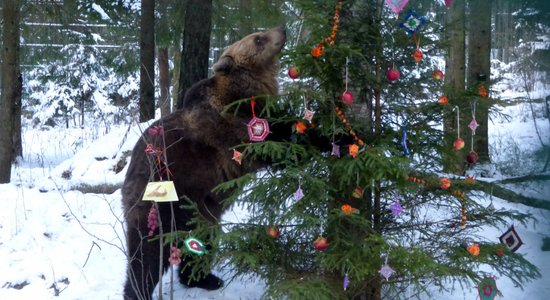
213, 56, 235, 74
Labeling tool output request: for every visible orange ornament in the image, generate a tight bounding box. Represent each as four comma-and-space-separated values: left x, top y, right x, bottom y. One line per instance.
311, 45, 325, 58
295, 121, 307, 134
341, 204, 356, 215
413, 49, 423, 63
440, 177, 451, 189
467, 243, 480, 256
349, 144, 359, 158
438, 95, 449, 104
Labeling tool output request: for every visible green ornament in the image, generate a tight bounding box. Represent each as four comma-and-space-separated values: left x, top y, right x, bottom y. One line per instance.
184, 237, 207, 255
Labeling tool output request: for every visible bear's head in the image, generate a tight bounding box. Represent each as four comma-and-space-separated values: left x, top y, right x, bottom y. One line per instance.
213, 26, 286, 75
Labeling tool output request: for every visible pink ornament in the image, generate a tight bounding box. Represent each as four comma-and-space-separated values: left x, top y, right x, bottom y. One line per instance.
385, 0, 409, 14
247, 117, 270, 142
445, 0, 453, 8
341, 91, 353, 105
386, 68, 401, 82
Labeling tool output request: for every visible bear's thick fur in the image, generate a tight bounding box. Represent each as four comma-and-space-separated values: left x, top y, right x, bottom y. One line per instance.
122, 26, 286, 300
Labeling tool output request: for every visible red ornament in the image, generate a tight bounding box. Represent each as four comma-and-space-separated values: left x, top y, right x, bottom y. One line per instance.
386, 67, 400, 82
453, 137, 465, 150
266, 226, 280, 238
445, 0, 453, 8
413, 49, 423, 63
340, 91, 353, 105
496, 247, 504, 257
313, 236, 329, 251
467, 151, 479, 164
478, 85, 488, 97
288, 66, 300, 79
432, 69, 444, 81
438, 95, 449, 104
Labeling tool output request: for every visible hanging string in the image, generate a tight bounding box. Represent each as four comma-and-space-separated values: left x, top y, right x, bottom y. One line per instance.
344, 57, 349, 92
469, 101, 478, 152
402, 112, 409, 156
250, 96, 257, 118
453, 105, 460, 139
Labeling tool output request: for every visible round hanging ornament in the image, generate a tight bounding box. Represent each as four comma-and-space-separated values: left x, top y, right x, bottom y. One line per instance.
433, 69, 444, 81
387, 67, 401, 82
313, 236, 329, 251
288, 66, 300, 79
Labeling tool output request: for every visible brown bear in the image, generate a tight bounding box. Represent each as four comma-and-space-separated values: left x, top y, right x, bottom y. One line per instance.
122, 26, 287, 300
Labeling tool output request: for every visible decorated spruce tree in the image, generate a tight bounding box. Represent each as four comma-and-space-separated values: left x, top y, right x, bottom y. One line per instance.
182, 1, 540, 299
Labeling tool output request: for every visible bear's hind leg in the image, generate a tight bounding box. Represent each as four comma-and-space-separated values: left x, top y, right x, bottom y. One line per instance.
124, 226, 168, 300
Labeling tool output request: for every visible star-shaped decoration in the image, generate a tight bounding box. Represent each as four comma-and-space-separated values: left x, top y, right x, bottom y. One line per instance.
303, 108, 315, 123
379, 264, 395, 281
232, 149, 242, 165
390, 202, 403, 216
399, 10, 426, 35
468, 118, 479, 133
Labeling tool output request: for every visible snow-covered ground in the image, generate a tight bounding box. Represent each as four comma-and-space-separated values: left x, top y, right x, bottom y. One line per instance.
1, 95, 549, 299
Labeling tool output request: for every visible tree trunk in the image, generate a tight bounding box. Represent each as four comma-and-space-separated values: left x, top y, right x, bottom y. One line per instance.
176, 0, 213, 110
238, 0, 253, 37
158, 47, 171, 117
0, 0, 21, 183
467, 0, 492, 163
139, 0, 155, 122
443, 0, 466, 173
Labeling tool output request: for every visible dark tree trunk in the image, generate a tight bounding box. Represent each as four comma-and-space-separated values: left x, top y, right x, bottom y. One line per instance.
158, 47, 171, 117
139, 0, 156, 122
468, 0, 492, 163
443, 0, 466, 173
0, 0, 21, 183
176, 0, 213, 110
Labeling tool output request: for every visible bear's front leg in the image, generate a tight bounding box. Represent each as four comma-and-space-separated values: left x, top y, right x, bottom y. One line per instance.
178, 256, 224, 290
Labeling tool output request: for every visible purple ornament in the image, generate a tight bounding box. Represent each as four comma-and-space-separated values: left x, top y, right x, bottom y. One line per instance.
379, 264, 395, 281
331, 143, 341, 157
294, 186, 304, 201
468, 118, 479, 133
343, 273, 349, 291
390, 202, 403, 216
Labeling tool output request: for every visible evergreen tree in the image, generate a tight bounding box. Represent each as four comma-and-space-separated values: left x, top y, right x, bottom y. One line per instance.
166, 0, 540, 299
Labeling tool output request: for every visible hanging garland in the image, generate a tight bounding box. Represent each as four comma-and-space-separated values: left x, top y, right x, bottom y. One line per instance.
311, 0, 343, 59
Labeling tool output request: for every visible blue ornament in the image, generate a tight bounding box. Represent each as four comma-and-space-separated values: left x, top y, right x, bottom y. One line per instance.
399, 10, 426, 35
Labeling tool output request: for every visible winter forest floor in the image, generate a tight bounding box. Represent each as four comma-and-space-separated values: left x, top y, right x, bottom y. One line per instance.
1, 95, 549, 299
